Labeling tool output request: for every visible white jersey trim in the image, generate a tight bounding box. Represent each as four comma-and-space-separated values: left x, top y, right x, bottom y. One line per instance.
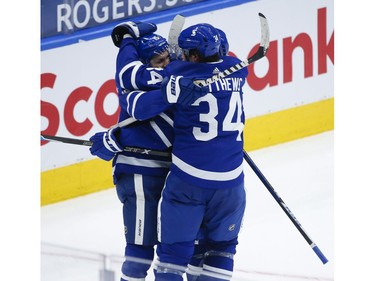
134, 174, 145, 245
150, 120, 172, 147
158, 112, 174, 126
131, 63, 142, 89
127, 90, 144, 118
116, 155, 171, 168
118, 61, 142, 89
172, 154, 243, 181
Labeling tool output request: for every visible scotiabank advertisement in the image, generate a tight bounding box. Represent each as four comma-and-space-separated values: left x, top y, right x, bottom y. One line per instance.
41, 0, 334, 171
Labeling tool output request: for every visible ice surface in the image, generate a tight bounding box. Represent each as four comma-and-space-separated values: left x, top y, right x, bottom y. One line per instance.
41, 131, 334, 281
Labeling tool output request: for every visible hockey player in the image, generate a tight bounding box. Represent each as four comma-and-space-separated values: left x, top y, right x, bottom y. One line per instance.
118, 23, 248, 281
89, 22, 174, 281
89, 21, 209, 281
185, 26, 231, 281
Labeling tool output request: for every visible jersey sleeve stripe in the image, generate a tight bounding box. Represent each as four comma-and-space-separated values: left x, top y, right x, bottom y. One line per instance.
118, 61, 142, 89
130, 63, 142, 90
126, 91, 144, 119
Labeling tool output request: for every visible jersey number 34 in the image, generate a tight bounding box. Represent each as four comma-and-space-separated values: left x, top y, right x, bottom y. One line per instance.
192, 92, 244, 142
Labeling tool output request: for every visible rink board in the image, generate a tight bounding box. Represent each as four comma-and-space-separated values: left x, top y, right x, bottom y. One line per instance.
41, 0, 334, 205
41, 98, 333, 205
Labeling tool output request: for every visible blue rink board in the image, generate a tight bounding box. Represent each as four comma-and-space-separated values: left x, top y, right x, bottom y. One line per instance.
41, 0, 256, 51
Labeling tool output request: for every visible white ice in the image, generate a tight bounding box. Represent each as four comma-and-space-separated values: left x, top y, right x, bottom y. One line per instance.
41, 131, 334, 281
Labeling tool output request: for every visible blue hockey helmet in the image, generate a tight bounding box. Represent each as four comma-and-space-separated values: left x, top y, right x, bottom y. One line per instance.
178, 23, 221, 57
216, 28, 229, 57
137, 33, 169, 64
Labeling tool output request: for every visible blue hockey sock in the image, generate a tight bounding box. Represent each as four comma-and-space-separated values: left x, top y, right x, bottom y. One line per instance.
197, 239, 237, 281
155, 242, 195, 281
186, 243, 206, 281
121, 244, 154, 281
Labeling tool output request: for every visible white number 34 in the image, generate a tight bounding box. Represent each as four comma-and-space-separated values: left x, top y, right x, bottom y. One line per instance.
191, 92, 244, 141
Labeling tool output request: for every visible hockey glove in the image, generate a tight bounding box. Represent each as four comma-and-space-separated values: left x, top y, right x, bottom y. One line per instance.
111, 21, 157, 47
89, 127, 123, 161
161, 75, 209, 106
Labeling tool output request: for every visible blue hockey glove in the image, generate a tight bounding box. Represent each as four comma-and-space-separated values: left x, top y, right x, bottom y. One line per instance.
89, 127, 123, 161
111, 21, 157, 47
161, 75, 209, 106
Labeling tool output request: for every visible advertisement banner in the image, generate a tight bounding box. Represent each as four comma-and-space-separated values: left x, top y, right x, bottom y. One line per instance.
41, 0, 334, 171
41, 0, 205, 38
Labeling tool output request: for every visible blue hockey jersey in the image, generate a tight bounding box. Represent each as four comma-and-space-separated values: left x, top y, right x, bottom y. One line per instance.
112, 37, 173, 182
124, 57, 249, 189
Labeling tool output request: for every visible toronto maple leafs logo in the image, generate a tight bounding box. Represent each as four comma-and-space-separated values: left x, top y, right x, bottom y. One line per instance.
191, 27, 198, 36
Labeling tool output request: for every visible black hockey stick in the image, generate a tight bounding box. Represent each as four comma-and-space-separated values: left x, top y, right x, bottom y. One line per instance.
197, 12, 270, 87
41, 134, 171, 157
243, 149, 329, 264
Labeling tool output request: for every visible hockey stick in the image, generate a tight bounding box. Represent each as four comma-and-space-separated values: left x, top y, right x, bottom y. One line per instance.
168, 14, 185, 60
41, 134, 171, 157
242, 149, 329, 264
197, 12, 270, 87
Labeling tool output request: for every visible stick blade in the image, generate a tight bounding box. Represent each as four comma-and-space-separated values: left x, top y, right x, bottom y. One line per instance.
168, 14, 185, 45
168, 14, 185, 60
258, 12, 270, 51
